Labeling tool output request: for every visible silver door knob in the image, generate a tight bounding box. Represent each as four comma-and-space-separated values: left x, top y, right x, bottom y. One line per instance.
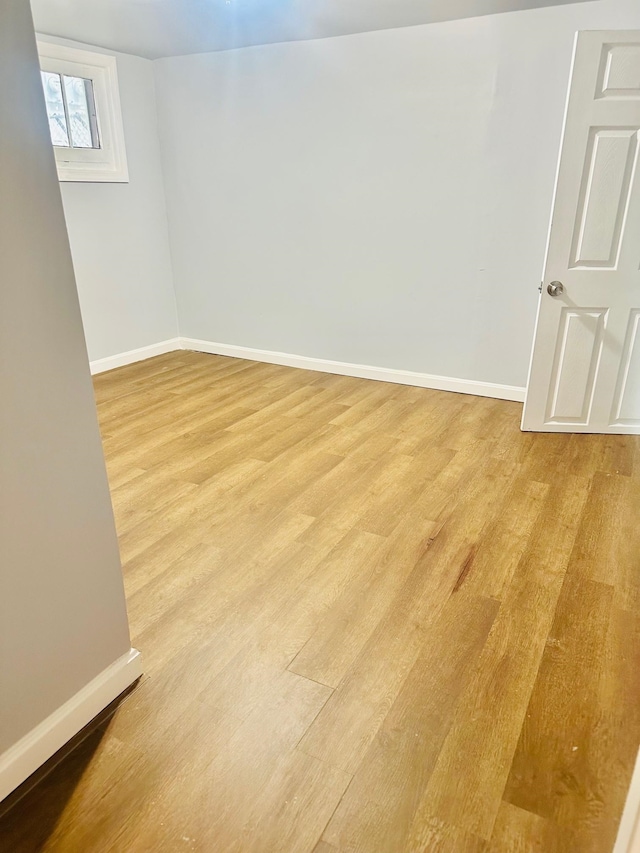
547, 281, 565, 297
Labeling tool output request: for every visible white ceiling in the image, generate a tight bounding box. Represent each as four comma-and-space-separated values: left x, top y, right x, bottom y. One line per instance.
30, 0, 594, 60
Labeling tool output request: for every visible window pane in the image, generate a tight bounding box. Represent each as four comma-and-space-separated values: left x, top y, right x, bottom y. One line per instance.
63, 76, 98, 149
41, 71, 69, 147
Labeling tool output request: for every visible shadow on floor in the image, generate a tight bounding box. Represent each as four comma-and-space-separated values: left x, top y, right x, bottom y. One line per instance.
0, 682, 139, 852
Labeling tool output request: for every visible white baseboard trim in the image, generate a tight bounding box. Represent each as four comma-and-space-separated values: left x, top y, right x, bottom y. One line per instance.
87, 335, 526, 402
0, 648, 142, 803
90, 338, 182, 375
180, 338, 526, 403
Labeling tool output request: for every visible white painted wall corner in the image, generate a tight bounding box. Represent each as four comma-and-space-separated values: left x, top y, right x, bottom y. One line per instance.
89, 338, 182, 374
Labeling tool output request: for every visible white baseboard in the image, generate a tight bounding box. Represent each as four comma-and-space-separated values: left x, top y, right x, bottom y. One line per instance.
88, 335, 525, 402
0, 648, 142, 803
90, 338, 182, 375
180, 338, 526, 403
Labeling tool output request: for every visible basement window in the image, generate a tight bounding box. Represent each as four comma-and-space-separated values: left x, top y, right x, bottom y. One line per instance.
37, 40, 129, 183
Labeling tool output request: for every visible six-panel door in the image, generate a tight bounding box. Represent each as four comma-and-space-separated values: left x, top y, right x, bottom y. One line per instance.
522, 31, 640, 434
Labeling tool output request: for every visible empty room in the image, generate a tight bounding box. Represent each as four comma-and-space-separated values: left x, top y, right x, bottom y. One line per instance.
1, 0, 640, 850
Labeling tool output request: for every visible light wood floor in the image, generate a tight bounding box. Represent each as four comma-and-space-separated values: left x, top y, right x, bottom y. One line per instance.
1, 350, 639, 852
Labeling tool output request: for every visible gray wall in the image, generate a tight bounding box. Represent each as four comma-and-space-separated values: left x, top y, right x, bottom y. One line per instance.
0, 0, 132, 753
155, 0, 640, 388
37, 36, 179, 364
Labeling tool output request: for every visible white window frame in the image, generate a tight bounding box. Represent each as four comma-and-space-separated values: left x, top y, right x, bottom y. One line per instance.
37, 40, 129, 183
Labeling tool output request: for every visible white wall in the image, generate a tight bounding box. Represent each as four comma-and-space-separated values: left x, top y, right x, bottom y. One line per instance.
0, 0, 138, 798
155, 0, 640, 389
36, 36, 178, 363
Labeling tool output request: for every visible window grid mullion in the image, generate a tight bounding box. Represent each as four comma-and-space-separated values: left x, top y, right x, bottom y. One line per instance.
59, 74, 74, 148
84, 78, 101, 149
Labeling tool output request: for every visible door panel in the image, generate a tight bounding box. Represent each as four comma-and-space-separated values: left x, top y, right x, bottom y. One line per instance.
598, 44, 640, 98
547, 308, 607, 423
522, 30, 640, 434
571, 129, 638, 269
611, 310, 640, 425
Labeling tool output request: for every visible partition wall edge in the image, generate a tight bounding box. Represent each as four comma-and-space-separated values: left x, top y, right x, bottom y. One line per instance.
0, 0, 141, 804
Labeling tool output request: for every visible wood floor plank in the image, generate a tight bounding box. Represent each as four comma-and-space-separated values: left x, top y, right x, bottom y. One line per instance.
502, 574, 615, 830
0, 724, 147, 853
115, 457, 267, 563
160, 421, 287, 486
226, 750, 351, 853
326, 384, 400, 428
320, 592, 498, 852
297, 454, 516, 774
354, 446, 455, 537
287, 453, 379, 519
133, 529, 335, 670
568, 472, 640, 611
195, 529, 386, 712
288, 517, 440, 688
393, 397, 470, 457
489, 802, 577, 853
1, 351, 637, 853
503, 597, 640, 853
312, 842, 339, 853
124, 542, 225, 633
405, 475, 591, 842
118, 672, 333, 852
458, 476, 549, 600
110, 471, 200, 535
403, 816, 487, 853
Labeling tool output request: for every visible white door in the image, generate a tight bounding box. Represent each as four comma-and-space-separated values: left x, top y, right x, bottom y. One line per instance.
522, 31, 640, 434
